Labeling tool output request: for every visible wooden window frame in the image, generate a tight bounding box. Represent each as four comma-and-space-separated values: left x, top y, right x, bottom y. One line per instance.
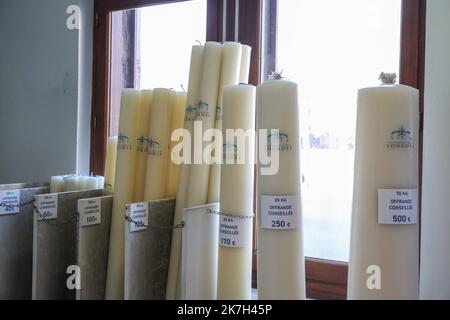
91, 0, 426, 300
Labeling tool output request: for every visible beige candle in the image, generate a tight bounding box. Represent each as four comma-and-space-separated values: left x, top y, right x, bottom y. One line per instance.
239, 45, 252, 84
186, 41, 223, 208
207, 42, 243, 204
143, 88, 173, 201
166, 91, 187, 198
166, 45, 204, 300
50, 176, 64, 193
348, 74, 419, 300
134, 90, 153, 202
105, 89, 141, 300
104, 136, 118, 194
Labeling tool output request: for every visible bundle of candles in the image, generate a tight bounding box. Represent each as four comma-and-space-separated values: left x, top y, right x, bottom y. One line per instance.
49, 174, 105, 193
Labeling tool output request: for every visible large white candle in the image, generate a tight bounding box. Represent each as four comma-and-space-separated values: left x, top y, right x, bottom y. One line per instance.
63, 175, 79, 192
166, 45, 204, 300
186, 42, 223, 208
207, 42, 243, 204
166, 91, 187, 198
217, 84, 255, 300
143, 88, 173, 201
104, 136, 118, 194
239, 45, 252, 84
134, 90, 153, 202
105, 89, 141, 300
348, 74, 419, 300
256, 76, 306, 300
50, 176, 64, 193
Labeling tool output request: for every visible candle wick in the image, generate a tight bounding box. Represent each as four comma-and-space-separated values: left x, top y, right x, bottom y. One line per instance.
269, 70, 284, 80
379, 72, 397, 85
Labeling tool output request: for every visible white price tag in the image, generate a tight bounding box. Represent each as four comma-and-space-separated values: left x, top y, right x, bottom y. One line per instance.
378, 189, 417, 225
128, 202, 148, 232
219, 215, 253, 248
79, 198, 102, 227
35, 194, 58, 221
261, 195, 299, 230
0, 190, 20, 215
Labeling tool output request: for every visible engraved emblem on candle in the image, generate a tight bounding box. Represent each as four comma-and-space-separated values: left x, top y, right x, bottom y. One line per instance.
215, 106, 223, 120
222, 143, 239, 163
386, 126, 415, 150
136, 135, 149, 153
267, 130, 292, 152
146, 138, 162, 156
185, 105, 196, 122
196, 99, 211, 118
118, 133, 132, 151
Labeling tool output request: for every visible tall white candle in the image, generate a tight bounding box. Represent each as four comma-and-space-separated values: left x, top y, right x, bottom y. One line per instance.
348, 74, 419, 300
143, 88, 173, 201
256, 76, 306, 300
166, 91, 187, 198
186, 42, 223, 208
207, 42, 243, 204
78, 175, 88, 190
166, 45, 204, 300
86, 176, 99, 190
239, 45, 252, 84
50, 176, 64, 193
134, 90, 153, 202
63, 175, 79, 192
106, 89, 141, 300
104, 136, 118, 194
217, 84, 255, 300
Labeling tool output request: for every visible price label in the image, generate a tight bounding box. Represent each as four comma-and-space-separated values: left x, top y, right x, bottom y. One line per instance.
79, 198, 102, 227
35, 194, 58, 221
378, 189, 417, 225
219, 215, 253, 248
128, 202, 148, 233
0, 190, 20, 215
261, 195, 299, 230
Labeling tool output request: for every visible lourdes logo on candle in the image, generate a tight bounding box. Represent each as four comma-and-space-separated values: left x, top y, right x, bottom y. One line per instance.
215, 106, 223, 121
267, 130, 292, 152
185, 105, 197, 122
196, 99, 211, 118
147, 138, 162, 156
137, 135, 149, 153
223, 143, 239, 163
118, 134, 132, 151
387, 126, 414, 150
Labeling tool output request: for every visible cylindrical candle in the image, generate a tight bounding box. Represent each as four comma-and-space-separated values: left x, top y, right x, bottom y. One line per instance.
207, 42, 242, 204
134, 90, 153, 202
104, 136, 118, 194
186, 41, 223, 208
86, 176, 98, 190
217, 85, 255, 300
143, 88, 173, 201
239, 45, 252, 84
166, 91, 187, 198
96, 176, 105, 189
348, 76, 419, 300
78, 175, 88, 190
166, 45, 204, 300
50, 176, 64, 193
106, 89, 141, 300
256, 77, 306, 300
63, 175, 79, 192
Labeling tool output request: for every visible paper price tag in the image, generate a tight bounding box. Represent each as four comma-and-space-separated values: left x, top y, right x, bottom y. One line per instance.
128, 202, 148, 233
79, 198, 102, 227
35, 194, 58, 221
0, 190, 20, 215
219, 215, 253, 248
261, 195, 299, 230
378, 189, 417, 225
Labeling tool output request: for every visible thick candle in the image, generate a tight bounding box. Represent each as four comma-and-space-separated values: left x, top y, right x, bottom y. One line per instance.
86, 176, 98, 190
166, 91, 187, 198
106, 89, 141, 300
166, 45, 204, 300
63, 175, 79, 192
134, 90, 153, 202
207, 42, 243, 204
143, 88, 173, 201
239, 45, 252, 84
50, 176, 64, 193
217, 85, 255, 300
256, 77, 306, 300
186, 42, 223, 208
348, 77, 419, 300
104, 136, 118, 194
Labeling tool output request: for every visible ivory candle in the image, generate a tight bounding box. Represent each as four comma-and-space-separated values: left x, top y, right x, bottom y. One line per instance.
239, 45, 252, 84
207, 42, 243, 204
50, 176, 64, 193
63, 175, 79, 192
104, 136, 118, 194
166, 45, 204, 300
78, 176, 88, 190
348, 75, 419, 300
186, 42, 223, 208
106, 89, 141, 300
217, 85, 255, 300
86, 176, 99, 190
166, 91, 187, 198
143, 88, 173, 201
256, 76, 306, 300
134, 90, 153, 202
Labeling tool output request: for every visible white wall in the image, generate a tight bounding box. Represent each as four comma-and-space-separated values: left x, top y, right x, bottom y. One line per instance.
420, 0, 450, 299
0, 0, 93, 184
